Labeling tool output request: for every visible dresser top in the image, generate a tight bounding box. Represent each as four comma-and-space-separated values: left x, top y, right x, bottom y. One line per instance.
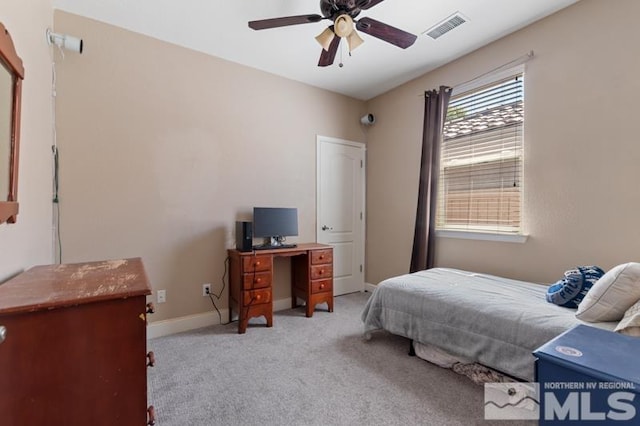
0, 258, 152, 315
534, 324, 640, 385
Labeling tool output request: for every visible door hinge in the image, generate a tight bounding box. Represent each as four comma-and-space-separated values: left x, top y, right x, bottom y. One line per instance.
360, 159, 363, 168
360, 264, 363, 273
360, 212, 363, 220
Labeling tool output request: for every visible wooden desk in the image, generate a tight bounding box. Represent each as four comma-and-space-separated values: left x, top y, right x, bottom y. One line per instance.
0, 258, 155, 425
228, 243, 334, 334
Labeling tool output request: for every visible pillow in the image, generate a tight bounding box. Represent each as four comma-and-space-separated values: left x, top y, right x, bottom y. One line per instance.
545, 266, 604, 308
576, 262, 640, 322
615, 299, 640, 337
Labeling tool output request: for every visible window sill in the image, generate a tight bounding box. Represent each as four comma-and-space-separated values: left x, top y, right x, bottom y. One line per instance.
436, 230, 528, 243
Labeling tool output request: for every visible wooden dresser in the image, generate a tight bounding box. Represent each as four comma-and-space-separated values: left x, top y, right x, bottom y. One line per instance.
228, 243, 334, 334
0, 258, 155, 426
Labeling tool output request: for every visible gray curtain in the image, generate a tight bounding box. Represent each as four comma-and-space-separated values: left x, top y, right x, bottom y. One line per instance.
410, 86, 452, 273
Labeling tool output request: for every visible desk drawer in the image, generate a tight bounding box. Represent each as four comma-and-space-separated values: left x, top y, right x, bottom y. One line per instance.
311, 249, 333, 265
310, 264, 333, 280
242, 256, 272, 273
311, 279, 332, 294
242, 272, 271, 290
243, 289, 271, 306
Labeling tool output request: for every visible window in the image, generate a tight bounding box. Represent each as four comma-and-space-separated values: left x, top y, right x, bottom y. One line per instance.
437, 69, 524, 237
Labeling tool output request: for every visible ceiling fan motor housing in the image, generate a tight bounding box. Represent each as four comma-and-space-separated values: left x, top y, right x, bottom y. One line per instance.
320, 0, 367, 21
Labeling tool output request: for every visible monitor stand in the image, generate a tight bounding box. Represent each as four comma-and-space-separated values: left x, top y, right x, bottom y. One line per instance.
252, 236, 297, 250
269, 236, 283, 247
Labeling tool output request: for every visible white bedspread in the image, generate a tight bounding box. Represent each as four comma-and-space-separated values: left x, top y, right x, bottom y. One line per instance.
361, 268, 617, 380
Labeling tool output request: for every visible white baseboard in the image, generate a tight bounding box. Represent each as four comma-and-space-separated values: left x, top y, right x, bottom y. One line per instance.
365, 282, 377, 292
147, 297, 295, 339
147, 310, 227, 339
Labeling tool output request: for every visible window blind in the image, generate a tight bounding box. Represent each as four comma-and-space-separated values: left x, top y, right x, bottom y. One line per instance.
437, 73, 524, 235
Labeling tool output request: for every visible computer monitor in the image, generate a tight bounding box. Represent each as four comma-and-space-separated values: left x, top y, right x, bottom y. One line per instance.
253, 207, 298, 248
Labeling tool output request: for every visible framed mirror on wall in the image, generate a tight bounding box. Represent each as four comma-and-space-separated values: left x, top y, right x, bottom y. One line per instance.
0, 22, 24, 225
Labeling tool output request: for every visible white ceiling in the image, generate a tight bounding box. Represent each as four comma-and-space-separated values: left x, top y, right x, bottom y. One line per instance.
52, 0, 579, 100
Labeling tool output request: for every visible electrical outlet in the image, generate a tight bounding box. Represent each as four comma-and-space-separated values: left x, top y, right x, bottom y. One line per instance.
203, 283, 211, 297
157, 289, 166, 304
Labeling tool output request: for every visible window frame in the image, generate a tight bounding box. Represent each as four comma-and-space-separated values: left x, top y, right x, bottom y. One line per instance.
436, 64, 527, 243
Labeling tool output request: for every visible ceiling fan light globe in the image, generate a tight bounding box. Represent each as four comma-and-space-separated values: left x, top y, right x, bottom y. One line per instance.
347, 31, 364, 52
334, 14, 354, 38
315, 27, 336, 51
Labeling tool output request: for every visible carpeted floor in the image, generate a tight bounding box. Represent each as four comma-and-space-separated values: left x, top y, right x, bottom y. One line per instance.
148, 292, 534, 425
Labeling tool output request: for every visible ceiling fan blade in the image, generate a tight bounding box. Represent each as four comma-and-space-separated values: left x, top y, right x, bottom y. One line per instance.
249, 14, 323, 30
357, 0, 386, 10
356, 17, 417, 49
318, 35, 341, 67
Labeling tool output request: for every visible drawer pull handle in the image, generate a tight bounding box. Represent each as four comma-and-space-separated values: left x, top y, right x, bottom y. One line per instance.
319, 269, 324, 275
320, 284, 325, 290
254, 261, 260, 267
319, 255, 324, 260
147, 351, 156, 367
147, 405, 156, 425
255, 278, 261, 283
146, 302, 155, 314
255, 294, 262, 301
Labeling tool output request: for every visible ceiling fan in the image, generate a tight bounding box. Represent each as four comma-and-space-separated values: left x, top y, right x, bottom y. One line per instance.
248, 0, 417, 67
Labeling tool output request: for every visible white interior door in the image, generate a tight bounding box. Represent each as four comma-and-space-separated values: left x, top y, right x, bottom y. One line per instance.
317, 136, 365, 295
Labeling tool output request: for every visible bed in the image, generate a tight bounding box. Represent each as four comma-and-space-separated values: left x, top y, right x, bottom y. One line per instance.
361, 268, 619, 381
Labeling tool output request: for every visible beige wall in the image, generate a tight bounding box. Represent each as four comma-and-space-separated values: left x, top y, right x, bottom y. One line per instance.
33, 1, 640, 321
365, 0, 640, 285
0, 1, 54, 281
53, 11, 366, 321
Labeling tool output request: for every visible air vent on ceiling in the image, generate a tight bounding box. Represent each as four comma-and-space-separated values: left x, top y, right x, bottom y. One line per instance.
424, 12, 467, 40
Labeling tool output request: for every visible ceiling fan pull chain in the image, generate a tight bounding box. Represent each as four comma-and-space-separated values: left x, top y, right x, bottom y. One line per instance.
339, 41, 344, 67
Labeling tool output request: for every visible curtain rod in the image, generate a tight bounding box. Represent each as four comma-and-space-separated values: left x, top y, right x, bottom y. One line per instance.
418, 50, 534, 97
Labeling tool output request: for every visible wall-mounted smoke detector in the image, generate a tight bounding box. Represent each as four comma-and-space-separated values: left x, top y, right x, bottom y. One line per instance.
423, 12, 468, 40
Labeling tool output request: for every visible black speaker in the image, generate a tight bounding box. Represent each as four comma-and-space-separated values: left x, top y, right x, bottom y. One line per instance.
235, 221, 253, 252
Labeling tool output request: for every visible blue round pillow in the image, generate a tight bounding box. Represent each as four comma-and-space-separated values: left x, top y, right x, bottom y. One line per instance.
546, 265, 604, 308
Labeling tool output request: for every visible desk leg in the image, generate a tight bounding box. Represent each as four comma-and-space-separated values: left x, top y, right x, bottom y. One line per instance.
260, 303, 273, 328
238, 313, 248, 334
290, 261, 298, 309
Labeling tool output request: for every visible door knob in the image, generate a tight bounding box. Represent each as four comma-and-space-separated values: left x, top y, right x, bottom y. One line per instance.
0, 325, 5, 344
321, 225, 333, 231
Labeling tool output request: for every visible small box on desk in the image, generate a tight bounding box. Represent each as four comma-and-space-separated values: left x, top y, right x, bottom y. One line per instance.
534, 324, 640, 425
